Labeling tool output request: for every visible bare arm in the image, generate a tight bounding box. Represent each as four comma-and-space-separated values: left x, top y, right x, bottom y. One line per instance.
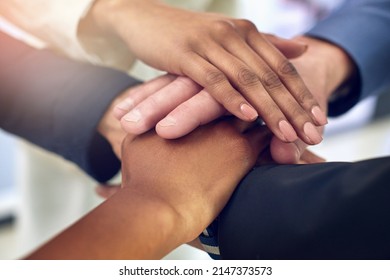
26, 119, 271, 259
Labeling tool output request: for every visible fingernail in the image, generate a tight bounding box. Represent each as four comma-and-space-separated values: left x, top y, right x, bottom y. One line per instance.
278, 120, 298, 142
123, 109, 142, 123
158, 116, 177, 127
303, 122, 323, 144
116, 98, 134, 111
311, 106, 328, 125
299, 43, 309, 50
240, 104, 258, 120
293, 39, 309, 47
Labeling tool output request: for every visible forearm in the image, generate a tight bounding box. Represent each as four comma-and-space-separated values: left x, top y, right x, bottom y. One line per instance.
25, 187, 184, 259
82, 0, 170, 63
88, 0, 160, 33
81, 0, 158, 47
0, 0, 94, 62
26, 115, 270, 259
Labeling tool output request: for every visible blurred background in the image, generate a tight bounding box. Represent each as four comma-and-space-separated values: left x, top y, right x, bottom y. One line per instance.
0, 0, 389, 260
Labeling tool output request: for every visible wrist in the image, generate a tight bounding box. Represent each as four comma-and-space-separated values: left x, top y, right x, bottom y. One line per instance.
121, 181, 206, 245
89, 0, 161, 42
118, 187, 188, 257
295, 36, 355, 101
88, 0, 123, 33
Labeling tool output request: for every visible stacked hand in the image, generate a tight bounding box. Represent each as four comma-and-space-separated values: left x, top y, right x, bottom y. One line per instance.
119, 119, 272, 243
111, 36, 341, 164
89, 0, 327, 145
28, 118, 271, 259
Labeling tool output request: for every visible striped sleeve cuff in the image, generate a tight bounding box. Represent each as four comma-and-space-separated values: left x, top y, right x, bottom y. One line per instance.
199, 219, 221, 260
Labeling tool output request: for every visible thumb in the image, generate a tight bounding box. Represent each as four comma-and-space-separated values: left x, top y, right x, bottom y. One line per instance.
264, 33, 308, 59
270, 136, 306, 164
270, 136, 325, 164
95, 184, 121, 199
299, 149, 326, 164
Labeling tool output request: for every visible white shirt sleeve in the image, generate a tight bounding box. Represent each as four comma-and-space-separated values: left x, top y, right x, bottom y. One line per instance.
0, 0, 102, 64
77, 0, 216, 71
0, 0, 217, 71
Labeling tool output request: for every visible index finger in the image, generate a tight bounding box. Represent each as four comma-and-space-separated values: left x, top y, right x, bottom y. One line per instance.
247, 32, 327, 126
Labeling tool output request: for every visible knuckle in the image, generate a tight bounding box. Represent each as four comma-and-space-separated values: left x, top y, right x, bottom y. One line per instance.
235, 19, 257, 31
121, 97, 135, 110
205, 70, 227, 87
220, 91, 241, 107
126, 87, 143, 100
175, 76, 198, 90
185, 35, 203, 50
237, 68, 259, 87
295, 88, 311, 104
278, 60, 298, 77
148, 94, 161, 107
174, 102, 192, 117
261, 71, 283, 90
213, 20, 235, 36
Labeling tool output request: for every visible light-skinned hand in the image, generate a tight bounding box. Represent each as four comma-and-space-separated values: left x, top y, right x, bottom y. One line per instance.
89, 0, 327, 144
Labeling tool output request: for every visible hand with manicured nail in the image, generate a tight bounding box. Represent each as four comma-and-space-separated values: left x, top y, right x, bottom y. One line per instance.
270, 36, 355, 164
88, 0, 326, 144
27, 118, 271, 259
114, 35, 325, 143
114, 35, 355, 164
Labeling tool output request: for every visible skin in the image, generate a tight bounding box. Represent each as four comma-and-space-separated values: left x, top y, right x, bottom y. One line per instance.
27, 38, 338, 258
270, 36, 354, 163
97, 87, 130, 159
25, 31, 353, 261
85, 0, 327, 145
25, 119, 271, 259
114, 36, 355, 164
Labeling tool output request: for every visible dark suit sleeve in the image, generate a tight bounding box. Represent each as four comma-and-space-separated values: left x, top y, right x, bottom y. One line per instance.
218, 157, 390, 259
0, 32, 141, 182
306, 0, 390, 116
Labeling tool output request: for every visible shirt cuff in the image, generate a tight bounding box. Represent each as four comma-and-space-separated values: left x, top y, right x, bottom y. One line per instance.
305, 2, 390, 116
199, 220, 221, 260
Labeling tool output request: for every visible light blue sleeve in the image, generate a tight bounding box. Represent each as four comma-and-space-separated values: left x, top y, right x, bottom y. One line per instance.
306, 0, 390, 116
